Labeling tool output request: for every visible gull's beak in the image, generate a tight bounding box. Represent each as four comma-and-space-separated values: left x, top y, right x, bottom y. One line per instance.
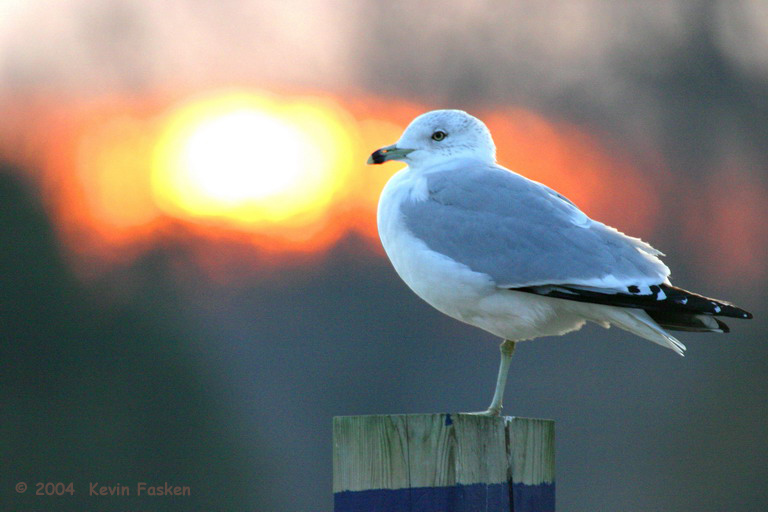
367, 144, 415, 165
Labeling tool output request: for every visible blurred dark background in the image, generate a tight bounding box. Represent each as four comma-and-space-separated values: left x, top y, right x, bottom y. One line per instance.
1, 1, 766, 511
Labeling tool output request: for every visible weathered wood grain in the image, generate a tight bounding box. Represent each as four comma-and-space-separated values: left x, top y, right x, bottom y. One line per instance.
333, 413, 555, 511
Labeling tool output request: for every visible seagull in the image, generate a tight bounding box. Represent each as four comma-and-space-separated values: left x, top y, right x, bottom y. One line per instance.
368, 109, 753, 416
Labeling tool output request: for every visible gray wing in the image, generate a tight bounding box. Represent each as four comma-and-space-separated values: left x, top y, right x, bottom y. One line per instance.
401, 163, 670, 289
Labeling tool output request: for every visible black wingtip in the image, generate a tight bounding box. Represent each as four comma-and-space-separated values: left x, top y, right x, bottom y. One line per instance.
726, 305, 753, 320
663, 285, 753, 320
515, 283, 754, 321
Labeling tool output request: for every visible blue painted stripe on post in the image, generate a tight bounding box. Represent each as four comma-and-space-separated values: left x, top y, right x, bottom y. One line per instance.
334, 482, 510, 512
512, 482, 556, 512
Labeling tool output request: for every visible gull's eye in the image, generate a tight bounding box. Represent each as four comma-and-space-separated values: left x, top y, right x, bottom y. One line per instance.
431, 130, 447, 141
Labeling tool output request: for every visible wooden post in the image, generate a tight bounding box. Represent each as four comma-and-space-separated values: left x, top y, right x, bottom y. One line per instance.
333, 414, 555, 512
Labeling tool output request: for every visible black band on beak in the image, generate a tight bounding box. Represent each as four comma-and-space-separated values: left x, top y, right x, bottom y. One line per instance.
369, 148, 388, 164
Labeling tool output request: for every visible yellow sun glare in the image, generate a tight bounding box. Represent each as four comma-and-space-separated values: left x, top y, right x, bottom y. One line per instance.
152, 91, 354, 227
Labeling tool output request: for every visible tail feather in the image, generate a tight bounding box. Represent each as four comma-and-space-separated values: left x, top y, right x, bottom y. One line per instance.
646, 310, 730, 333
584, 305, 686, 355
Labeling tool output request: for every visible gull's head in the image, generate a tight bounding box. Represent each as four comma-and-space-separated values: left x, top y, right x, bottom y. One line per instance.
367, 109, 496, 168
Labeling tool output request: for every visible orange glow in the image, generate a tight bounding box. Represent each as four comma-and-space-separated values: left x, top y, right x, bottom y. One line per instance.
5, 89, 762, 289
34, 98, 169, 272
681, 171, 768, 286
77, 114, 160, 231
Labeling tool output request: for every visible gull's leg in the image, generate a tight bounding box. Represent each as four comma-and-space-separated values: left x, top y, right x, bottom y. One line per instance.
484, 339, 517, 416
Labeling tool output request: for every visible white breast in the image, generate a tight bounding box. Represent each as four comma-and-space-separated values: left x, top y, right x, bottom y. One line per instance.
376, 169, 495, 323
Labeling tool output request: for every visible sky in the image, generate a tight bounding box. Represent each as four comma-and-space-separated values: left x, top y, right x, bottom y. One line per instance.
1, 1, 767, 511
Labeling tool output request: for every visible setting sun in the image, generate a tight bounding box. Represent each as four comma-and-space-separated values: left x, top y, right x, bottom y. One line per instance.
152, 91, 356, 227
180, 109, 308, 204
